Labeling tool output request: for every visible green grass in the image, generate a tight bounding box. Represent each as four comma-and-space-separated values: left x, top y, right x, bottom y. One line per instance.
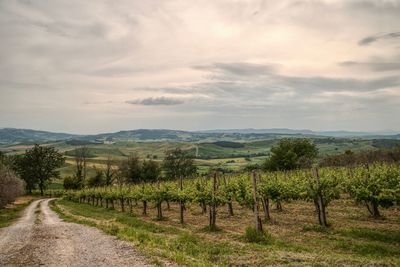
51, 199, 239, 266
51, 199, 399, 266
337, 228, 400, 244
0, 199, 33, 228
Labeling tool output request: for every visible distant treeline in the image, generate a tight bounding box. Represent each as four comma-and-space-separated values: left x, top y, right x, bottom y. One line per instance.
320, 147, 400, 167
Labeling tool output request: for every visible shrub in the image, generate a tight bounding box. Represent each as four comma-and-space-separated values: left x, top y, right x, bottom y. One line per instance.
0, 164, 25, 208
244, 226, 272, 243
63, 176, 83, 190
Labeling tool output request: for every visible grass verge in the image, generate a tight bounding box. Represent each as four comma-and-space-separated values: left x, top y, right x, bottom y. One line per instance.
51, 199, 239, 267
0, 196, 36, 228
51, 199, 400, 266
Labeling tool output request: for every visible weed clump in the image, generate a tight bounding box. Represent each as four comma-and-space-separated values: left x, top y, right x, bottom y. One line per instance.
108, 224, 120, 236
244, 226, 272, 243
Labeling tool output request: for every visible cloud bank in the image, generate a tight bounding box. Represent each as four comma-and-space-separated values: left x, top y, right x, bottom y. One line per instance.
0, 0, 399, 133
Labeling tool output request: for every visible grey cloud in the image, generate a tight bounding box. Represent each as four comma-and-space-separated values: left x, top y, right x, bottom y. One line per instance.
31, 21, 107, 39
196, 62, 400, 93
89, 66, 140, 77
1, 1, 400, 132
281, 75, 400, 92
359, 32, 400, 46
339, 61, 400, 72
193, 62, 275, 77
126, 97, 184, 106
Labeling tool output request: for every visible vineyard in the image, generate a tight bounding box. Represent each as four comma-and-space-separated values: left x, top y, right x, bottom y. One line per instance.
48, 163, 400, 230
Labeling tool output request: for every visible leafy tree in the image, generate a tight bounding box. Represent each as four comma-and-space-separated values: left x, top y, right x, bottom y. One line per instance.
74, 146, 89, 183
141, 159, 161, 182
264, 138, 318, 171
163, 148, 197, 223
63, 176, 83, 190
305, 168, 341, 227
0, 152, 17, 169
163, 148, 197, 180
104, 155, 115, 186
348, 164, 400, 218
15, 144, 64, 195
0, 163, 25, 208
87, 168, 105, 188
119, 154, 142, 184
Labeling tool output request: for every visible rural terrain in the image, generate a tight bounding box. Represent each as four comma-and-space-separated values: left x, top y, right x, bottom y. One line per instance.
1, 127, 400, 180
0, 198, 150, 266
1, 128, 399, 266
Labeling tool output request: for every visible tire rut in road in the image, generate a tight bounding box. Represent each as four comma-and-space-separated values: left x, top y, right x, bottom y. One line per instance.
0, 199, 152, 267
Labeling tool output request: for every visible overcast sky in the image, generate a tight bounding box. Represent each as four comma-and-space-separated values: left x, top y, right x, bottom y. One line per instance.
0, 0, 399, 134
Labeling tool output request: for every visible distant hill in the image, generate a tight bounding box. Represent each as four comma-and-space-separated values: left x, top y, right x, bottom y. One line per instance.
0, 128, 79, 145
0, 127, 399, 146
200, 128, 399, 137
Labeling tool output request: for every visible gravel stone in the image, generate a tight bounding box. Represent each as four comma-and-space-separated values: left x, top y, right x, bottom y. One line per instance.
0, 199, 152, 267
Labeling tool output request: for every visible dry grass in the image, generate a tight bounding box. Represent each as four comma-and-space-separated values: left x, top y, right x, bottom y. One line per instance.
0, 196, 37, 228
66, 196, 400, 266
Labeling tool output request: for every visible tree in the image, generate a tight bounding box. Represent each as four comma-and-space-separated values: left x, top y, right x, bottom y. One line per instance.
264, 138, 318, 171
63, 176, 83, 190
104, 155, 115, 186
87, 167, 105, 188
74, 146, 89, 183
119, 154, 142, 184
141, 160, 161, 182
163, 148, 197, 180
349, 164, 400, 218
163, 148, 197, 223
305, 168, 341, 227
0, 163, 25, 208
16, 144, 64, 195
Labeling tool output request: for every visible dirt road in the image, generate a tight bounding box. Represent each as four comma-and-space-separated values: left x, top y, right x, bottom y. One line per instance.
0, 199, 151, 267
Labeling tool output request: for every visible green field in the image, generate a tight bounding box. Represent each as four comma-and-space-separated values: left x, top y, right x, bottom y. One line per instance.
2, 136, 398, 180
52, 196, 400, 266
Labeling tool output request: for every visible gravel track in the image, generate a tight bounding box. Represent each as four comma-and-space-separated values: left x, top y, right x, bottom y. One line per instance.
0, 199, 152, 267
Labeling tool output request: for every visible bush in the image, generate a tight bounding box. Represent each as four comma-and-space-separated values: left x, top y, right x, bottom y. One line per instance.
0, 164, 25, 208
244, 226, 272, 243
86, 168, 105, 188
63, 176, 83, 190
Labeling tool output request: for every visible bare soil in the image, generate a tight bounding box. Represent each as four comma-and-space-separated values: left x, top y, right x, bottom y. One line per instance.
0, 199, 151, 267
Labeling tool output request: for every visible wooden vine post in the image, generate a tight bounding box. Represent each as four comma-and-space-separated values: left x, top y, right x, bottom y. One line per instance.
209, 172, 217, 229
223, 175, 234, 216
312, 167, 327, 227
179, 175, 184, 224
252, 171, 263, 232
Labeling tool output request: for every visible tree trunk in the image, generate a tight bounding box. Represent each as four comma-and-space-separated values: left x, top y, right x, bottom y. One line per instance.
129, 199, 133, 214
228, 202, 234, 216
314, 200, 322, 225
261, 197, 271, 221
142, 201, 147, 215
209, 173, 217, 229
157, 202, 163, 219
372, 202, 381, 218
312, 167, 328, 227
166, 200, 170, 210
251, 171, 263, 232
39, 179, 44, 196
201, 202, 207, 214
276, 201, 283, 212
319, 198, 327, 227
223, 175, 234, 216
106, 199, 109, 209
179, 176, 184, 224
120, 198, 125, 212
